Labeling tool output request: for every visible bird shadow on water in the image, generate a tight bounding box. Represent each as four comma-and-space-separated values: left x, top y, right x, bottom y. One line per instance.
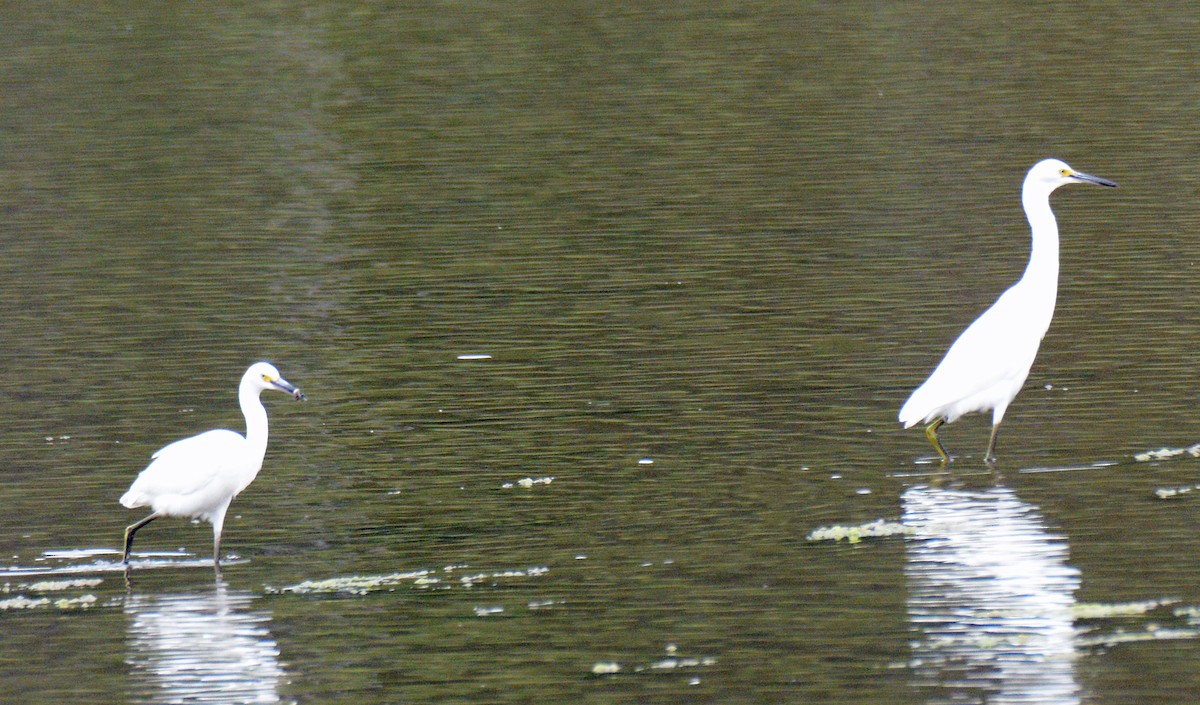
902, 477, 1082, 704
123, 579, 287, 705
883, 449, 1200, 704
0, 561, 287, 704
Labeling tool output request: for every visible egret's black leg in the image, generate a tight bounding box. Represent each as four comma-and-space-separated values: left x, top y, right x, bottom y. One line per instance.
123, 513, 160, 564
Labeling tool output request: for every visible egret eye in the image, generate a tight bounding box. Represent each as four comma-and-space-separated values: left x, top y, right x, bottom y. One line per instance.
262, 374, 272, 382
1059, 168, 1070, 177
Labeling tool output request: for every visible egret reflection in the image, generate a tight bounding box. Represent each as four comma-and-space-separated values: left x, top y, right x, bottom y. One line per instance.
124, 581, 286, 704
903, 482, 1081, 705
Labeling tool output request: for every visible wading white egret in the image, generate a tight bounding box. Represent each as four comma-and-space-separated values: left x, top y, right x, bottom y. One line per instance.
899, 159, 1116, 463
121, 362, 305, 567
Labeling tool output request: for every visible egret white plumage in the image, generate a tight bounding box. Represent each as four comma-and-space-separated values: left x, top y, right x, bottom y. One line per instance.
120, 362, 305, 567
899, 159, 1116, 463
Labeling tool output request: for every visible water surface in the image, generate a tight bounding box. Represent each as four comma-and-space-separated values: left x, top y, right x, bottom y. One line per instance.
3, 3, 1200, 704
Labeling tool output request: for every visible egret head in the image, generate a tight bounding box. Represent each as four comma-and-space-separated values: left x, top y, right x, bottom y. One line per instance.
245, 362, 305, 401
1027, 158, 1118, 193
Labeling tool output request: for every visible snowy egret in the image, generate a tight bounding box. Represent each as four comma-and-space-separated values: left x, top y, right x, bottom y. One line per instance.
898, 159, 1116, 463
120, 362, 305, 567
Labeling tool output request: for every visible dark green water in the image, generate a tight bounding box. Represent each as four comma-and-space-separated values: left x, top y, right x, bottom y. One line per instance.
3, 3, 1200, 703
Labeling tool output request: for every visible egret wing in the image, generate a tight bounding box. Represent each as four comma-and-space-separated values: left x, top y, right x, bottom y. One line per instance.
121, 430, 248, 511
900, 288, 1048, 425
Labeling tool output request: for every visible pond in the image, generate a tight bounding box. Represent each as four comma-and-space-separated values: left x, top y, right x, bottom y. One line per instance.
3, 2, 1200, 703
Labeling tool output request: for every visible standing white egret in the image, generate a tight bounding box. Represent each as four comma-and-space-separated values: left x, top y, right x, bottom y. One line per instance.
899, 159, 1116, 463
120, 362, 305, 567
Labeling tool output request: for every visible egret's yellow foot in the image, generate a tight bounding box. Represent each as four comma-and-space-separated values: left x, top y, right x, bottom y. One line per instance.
984, 424, 1000, 464
924, 418, 949, 464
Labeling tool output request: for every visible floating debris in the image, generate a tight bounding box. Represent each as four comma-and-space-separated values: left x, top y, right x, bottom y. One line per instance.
591, 661, 621, 675
805, 518, 912, 544
0, 576, 105, 611
460, 566, 548, 588
269, 565, 549, 596
646, 656, 717, 671
1073, 598, 1179, 619
501, 476, 555, 489
591, 644, 716, 677
0, 596, 48, 610
0, 594, 98, 611
456, 354, 492, 361
57, 595, 98, 609
1069, 597, 1200, 648
266, 569, 437, 596
3, 578, 103, 594
1154, 484, 1200, 499
1076, 626, 1199, 648
1134, 444, 1200, 462
473, 605, 504, 616
27, 578, 102, 592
